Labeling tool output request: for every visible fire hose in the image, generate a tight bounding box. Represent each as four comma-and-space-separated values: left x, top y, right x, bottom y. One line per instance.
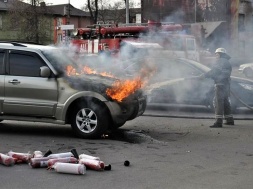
184, 76, 253, 111
230, 90, 253, 111
144, 76, 253, 120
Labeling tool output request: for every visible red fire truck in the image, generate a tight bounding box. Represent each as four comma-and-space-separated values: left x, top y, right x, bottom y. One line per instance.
70, 20, 200, 62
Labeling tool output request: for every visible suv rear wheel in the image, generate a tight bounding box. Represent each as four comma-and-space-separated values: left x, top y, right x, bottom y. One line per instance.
70, 101, 109, 139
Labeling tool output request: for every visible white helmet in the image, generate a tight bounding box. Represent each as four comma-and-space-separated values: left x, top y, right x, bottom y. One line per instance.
215, 48, 226, 54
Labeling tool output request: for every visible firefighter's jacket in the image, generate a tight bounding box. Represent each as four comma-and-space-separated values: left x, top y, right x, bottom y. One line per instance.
204, 54, 232, 85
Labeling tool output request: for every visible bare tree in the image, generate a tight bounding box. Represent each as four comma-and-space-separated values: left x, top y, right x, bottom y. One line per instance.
124, 0, 140, 8
82, 0, 139, 24
7, 0, 53, 44
98, 1, 125, 24
199, 0, 230, 22
86, 0, 99, 24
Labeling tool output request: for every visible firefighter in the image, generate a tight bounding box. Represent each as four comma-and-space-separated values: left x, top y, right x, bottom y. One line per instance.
200, 47, 234, 128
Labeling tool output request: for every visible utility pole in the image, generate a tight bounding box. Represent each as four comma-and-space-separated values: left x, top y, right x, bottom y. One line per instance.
67, 0, 70, 42
67, 0, 70, 24
195, 0, 197, 22
126, 0, 129, 24
31, 0, 39, 43
205, 0, 209, 21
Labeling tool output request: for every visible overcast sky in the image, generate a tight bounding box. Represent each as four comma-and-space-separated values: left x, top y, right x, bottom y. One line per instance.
42, 0, 136, 9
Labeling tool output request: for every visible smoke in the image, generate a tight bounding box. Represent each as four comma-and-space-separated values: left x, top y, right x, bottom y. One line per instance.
48, 6, 249, 111
50, 21, 202, 105
162, 9, 185, 24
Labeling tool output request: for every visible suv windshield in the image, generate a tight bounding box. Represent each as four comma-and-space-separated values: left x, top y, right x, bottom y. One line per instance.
42, 49, 77, 73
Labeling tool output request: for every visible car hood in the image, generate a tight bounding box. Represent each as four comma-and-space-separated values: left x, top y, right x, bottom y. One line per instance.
145, 78, 185, 94
65, 74, 144, 101
231, 76, 253, 84
239, 63, 253, 69
66, 74, 117, 94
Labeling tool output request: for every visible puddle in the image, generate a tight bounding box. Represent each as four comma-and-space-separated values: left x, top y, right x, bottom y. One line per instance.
105, 129, 168, 144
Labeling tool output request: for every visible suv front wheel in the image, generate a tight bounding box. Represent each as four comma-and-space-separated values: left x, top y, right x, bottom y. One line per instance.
70, 101, 109, 139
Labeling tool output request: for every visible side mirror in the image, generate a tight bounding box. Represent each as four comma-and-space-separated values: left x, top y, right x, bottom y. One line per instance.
40, 66, 51, 78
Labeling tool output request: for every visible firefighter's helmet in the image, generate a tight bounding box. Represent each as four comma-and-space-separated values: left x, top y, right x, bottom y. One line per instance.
215, 48, 226, 54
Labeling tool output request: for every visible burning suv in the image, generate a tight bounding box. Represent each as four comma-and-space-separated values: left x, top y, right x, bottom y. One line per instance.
0, 42, 147, 139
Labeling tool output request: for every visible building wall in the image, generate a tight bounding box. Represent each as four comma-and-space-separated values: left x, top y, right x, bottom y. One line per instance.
0, 3, 91, 45
0, 12, 19, 41
54, 15, 92, 44
238, 0, 253, 58
69, 17, 91, 28
141, 0, 194, 23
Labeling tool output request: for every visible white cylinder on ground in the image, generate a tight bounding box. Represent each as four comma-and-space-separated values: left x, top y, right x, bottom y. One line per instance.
79, 154, 100, 160
53, 162, 86, 175
47, 152, 73, 159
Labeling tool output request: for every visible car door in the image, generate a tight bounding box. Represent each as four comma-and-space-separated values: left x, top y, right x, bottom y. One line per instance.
0, 49, 6, 113
150, 59, 211, 105
3, 50, 58, 117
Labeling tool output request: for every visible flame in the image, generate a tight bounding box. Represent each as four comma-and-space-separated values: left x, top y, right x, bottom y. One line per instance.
82, 66, 96, 74
106, 77, 144, 102
66, 65, 79, 76
106, 65, 156, 102
81, 66, 115, 78
66, 65, 115, 78
66, 61, 157, 103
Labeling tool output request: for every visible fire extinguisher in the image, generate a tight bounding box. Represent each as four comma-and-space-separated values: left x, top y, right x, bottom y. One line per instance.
47, 152, 73, 159
33, 151, 43, 158
29, 157, 51, 168
0, 153, 15, 166
52, 162, 86, 175
78, 154, 100, 161
79, 158, 105, 171
30, 152, 75, 168
47, 157, 78, 168
7, 151, 32, 163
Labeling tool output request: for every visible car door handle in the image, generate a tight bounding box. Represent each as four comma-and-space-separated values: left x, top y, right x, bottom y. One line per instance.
8, 79, 21, 84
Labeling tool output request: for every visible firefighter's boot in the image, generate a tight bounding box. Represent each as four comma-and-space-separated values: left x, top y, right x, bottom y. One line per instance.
225, 117, 234, 125
210, 118, 223, 128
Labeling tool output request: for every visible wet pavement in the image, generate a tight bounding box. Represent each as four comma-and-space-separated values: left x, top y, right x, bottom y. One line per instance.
0, 113, 253, 189
145, 104, 253, 120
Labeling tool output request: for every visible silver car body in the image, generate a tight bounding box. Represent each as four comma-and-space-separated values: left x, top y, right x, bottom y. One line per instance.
238, 63, 253, 78
0, 42, 146, 134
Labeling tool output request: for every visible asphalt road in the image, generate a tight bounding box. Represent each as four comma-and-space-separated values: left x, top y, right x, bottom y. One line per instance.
0, 106, 253, 189
0, 65, 252, 189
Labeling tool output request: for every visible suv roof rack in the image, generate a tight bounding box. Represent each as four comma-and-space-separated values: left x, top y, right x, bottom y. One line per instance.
0, 41, 42, 47
0, 41, 27, 47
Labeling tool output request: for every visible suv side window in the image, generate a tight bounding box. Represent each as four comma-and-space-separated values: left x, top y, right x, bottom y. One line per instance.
9, 50, 46, 77
0, 50, 5, 75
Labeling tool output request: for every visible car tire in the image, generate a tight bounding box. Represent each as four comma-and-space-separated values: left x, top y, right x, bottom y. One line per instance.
70, 101, 109, 139
244, 67, 253, 78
